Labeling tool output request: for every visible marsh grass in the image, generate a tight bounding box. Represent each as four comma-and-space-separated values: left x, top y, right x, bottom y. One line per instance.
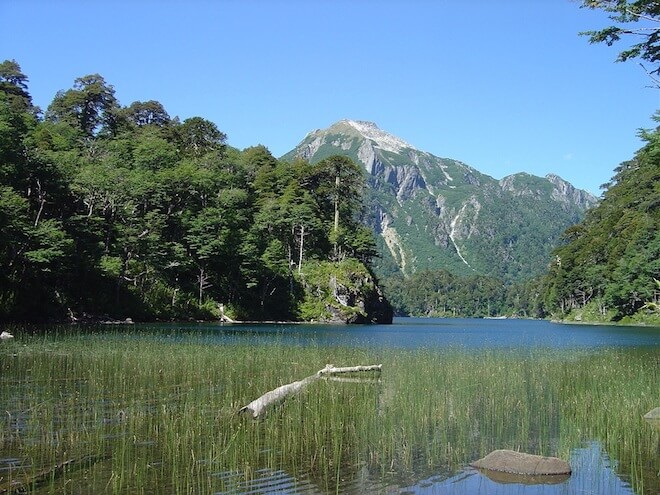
0, 328, 658, 494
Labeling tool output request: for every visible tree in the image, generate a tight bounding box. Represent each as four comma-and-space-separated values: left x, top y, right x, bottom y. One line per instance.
123, 100, 171, 127
0, 60, 39, 186
241, 144, 279, 190
0, 185, 73, 319
176, 117, 226, 158
0, 63, 389, 322
132, 128, 178, 171
0, 59, 29, 89
581, 0, 660, 86
310, 155, 367, 259
542, 115, 660, 320
0, 59, 34, 113
46, 74, 118, 137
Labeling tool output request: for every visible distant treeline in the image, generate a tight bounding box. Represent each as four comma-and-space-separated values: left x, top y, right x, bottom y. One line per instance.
383, 270, 544, 318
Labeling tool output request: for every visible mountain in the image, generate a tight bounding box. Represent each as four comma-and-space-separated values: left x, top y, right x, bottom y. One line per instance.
281, 120, 598, 282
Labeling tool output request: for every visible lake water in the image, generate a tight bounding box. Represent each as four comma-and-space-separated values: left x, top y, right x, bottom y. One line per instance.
2, 318, 658, 495
136, 317, 660, 350
156, 318, 659, 495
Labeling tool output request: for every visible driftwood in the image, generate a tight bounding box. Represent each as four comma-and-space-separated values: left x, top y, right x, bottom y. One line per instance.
239, 364, 382, 418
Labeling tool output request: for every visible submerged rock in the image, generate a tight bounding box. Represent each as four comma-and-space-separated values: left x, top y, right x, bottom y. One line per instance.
471, 450, 571, 480
477, 469, 571, 485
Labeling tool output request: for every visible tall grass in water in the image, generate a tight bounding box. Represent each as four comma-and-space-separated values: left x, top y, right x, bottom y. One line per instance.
0, 329, 658, 494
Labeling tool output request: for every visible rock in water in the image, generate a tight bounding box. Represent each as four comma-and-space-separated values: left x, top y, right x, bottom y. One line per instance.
471, 449, 571, 477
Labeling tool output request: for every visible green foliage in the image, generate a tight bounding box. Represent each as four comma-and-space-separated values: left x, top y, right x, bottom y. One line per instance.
46, 74, 118, 136
0, 61, 382, 322
297, 259, 380, 322
581, 1, 660, 85
382, 269, 541, 318
543, 117, 660, 322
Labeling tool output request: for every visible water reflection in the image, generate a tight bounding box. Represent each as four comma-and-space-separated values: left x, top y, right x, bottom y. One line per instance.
213, 468, 323, 495
208, 442, 635, 495
399, 443, 635, 495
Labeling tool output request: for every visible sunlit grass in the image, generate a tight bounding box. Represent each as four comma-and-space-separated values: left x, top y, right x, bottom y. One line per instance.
0, 328, 658, 494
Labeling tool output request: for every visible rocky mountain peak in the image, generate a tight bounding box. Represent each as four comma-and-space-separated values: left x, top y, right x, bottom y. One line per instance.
339, 120, 416, 153
281, 122, 597, 282
545, 173, 598, 209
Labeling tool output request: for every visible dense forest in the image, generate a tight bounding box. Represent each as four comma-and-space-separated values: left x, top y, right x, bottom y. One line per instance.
542, 117, 660, 324
1, 51, 658, 324
0, 60, 388, 323
381, 271, 544, 319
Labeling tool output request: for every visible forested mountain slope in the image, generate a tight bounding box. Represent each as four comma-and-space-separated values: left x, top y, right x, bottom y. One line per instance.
543, 117, 660, 323
282, 120, 597, 283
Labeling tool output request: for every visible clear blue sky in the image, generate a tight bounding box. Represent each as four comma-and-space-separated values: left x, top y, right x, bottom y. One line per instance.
2, 0, 658, 195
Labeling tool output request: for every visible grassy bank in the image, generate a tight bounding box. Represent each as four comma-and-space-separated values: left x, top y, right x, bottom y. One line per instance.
1, 328, 658, 494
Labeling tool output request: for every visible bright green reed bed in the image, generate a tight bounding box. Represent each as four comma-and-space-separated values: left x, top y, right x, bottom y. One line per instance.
0, 330, 658, 494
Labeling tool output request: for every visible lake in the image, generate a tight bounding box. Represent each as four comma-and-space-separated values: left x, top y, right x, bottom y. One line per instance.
1, 318, 658, 494
139, 317, 660, 349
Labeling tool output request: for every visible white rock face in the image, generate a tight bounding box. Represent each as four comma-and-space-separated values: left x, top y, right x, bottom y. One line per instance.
344, 120, 415, 154
357, 140, 377, 173
380, 215, 409, 273
298, 133, 326, 161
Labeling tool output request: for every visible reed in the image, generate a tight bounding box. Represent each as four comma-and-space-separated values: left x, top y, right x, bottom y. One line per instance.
0, 328, 657, 494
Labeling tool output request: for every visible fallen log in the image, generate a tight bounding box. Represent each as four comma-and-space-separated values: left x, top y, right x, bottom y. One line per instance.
239, 363, 381, 418
317, 364, 382, 375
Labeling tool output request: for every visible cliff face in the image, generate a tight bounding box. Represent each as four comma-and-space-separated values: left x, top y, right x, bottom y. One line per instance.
297, 259, 393, 324
282, 120, 598, 282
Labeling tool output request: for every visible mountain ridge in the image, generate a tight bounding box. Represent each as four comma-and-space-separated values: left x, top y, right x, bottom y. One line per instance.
282, 120, 598, 282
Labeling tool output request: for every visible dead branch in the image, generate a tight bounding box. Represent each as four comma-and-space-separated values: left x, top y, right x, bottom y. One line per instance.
239, 363, 382, 418
317, 364, 382, 375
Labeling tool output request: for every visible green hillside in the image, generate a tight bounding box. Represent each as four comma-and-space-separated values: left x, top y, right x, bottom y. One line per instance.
282, 120, 597, 284
543, 117, 660, 324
